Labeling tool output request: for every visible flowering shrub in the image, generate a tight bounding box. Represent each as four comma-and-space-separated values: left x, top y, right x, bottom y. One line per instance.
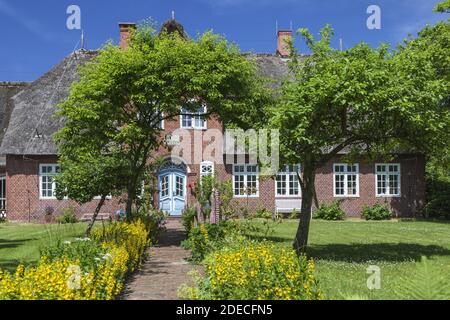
181, 221, 246, 262
181, 242, 323, 300
0, 220, 149, 300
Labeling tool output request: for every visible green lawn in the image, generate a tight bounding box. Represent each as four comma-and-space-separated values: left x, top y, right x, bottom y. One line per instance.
0, 223, 89, 273
251, 219, 450, 300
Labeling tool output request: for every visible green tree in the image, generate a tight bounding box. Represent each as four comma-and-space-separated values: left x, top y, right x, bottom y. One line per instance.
270, 24, 450, 254
434, 0, 450, 13
55, 20, 268, 223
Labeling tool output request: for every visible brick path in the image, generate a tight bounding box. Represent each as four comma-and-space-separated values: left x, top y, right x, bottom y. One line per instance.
121, 219, 198, 300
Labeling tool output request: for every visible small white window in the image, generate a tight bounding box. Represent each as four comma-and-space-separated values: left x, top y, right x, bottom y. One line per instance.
39, 164, 60, 199
200, 161, 214, 178
333, 164, 359, 197
233, 164, 259, 198
376, 164, 401, 197
276, 165, 301, 197
181, 105, 207, 130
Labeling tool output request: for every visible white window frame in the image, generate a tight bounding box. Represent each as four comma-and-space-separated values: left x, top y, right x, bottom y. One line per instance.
39, 164, 60, 200
232, 164, 259, 198
275, 165, 302, 198
375, 163, 401, 197
180, 105, 207, 130
200, 161, 215, 178
333, 163, 360, 198
0, 175, 6, 211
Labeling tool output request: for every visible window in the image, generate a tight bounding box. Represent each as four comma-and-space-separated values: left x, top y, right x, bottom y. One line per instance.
181, 106, 207, 129
0, 175, 5, 211
39, 164, 60, 199
161, 175, 170, 198
175, 176, 185, 197
333, 164, 359, 197
276, 165, 301, 197
233, 164, 259, 197
200, 161, 214, 178
376, 164, 401, 197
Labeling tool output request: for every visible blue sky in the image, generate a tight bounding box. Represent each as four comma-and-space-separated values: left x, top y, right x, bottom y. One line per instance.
0, 0, 446, 81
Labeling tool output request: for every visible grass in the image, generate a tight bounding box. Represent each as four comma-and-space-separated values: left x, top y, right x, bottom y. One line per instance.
0, 223, 89, 273
250, 219, 450, 300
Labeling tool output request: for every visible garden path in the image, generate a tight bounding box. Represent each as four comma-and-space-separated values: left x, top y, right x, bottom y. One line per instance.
121, 219, 198, 300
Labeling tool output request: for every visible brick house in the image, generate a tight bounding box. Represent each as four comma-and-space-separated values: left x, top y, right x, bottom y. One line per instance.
0, 20, 425, 222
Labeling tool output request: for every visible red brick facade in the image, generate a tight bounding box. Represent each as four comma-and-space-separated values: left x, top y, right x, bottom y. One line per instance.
5, 155, 122, 222
4, 113, 426, 221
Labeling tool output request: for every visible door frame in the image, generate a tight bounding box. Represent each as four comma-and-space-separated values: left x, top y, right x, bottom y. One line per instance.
157, 162, 187, 216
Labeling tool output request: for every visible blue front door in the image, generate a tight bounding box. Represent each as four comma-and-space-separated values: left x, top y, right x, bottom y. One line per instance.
159, 172, 186, 216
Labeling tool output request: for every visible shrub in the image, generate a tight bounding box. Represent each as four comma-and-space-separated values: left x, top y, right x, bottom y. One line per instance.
57, 207, 78, 224
181, 207, 198, 234
92, 220, 149, 271
133, 208, 167, 243
313, 201, 345, 220
425, 173, 450, 219
180, 242, 323, 300
0, 220, 150, 300
362, 204, 393, 220
181, 221, 242, 262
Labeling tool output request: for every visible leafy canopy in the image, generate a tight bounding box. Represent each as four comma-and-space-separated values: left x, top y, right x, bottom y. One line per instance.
55, 21, 269, 205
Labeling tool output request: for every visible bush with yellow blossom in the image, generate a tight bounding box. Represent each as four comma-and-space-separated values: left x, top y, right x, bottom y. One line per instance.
0, 220, 149, 300
181, 242, 323, 300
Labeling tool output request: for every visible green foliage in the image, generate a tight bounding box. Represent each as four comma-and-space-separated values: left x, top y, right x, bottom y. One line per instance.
313, 201, 346, 221
361, 204, 393, 221
255, 208, 282, 238
181, 207, 198, 234
434, 0, 450, 13
55, 19, 269, 219
57, 206, 79, 224
425, 172, 450, 219
394, 256, 450, 300
132, 208, 168, 243
40, 238, 105, 272
216, 180, 235, 220
181, 221, 246, 262
289, 209, 300, 219
193, 176, 215, 222
268, 18, 450, 249
180, 242, 323, 300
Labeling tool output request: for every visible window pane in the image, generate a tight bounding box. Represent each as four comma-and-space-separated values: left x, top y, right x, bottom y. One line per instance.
377, 174, 387, 195
347, 174, 357, 195
335, 174, 345, 195
289, 174, 299, 195
234, 175, 245, 195
176, 176, 184, 197
276, 175, 286, 196
161, 176, 169, 197
247, 175, 257, 195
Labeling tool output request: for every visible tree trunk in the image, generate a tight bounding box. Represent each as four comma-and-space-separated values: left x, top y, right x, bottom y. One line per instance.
293, 163, 316, 255
126, 189, 134, 221
86, 195, 107, 237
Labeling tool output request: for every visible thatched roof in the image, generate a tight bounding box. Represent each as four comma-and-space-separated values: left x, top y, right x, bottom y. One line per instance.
0, 50, 98, 155
0, 82, 29, 163
160, 19, 189, 39
0, 49, 289, 156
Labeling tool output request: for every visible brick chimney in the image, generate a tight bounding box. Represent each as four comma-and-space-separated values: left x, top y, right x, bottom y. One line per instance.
276, 30, 292, 58
119, 22, 136, 49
